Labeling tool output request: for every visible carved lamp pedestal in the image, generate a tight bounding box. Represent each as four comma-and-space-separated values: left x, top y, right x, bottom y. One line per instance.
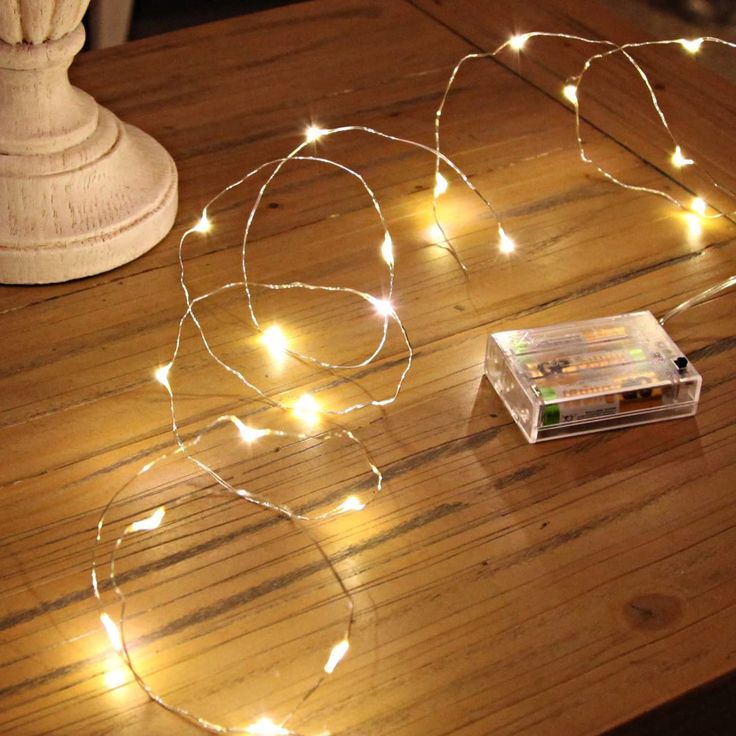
0, 1, 178, 284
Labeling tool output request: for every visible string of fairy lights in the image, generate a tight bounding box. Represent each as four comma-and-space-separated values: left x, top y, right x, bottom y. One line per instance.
93, 419, 359, 735
93, 28, 736, 736
431, 32, 736, 275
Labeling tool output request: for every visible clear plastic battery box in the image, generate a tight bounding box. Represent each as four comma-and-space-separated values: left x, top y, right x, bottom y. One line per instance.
485, 311, 701, 443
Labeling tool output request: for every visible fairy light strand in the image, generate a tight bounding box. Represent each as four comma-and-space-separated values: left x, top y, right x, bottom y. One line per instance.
432, 31, 623, 270
431, 32, 736, 272
93, 418, 361, 736
659, 273, 736, 325
432, 31, 736, 313
94, 28, 736, 736
567, 37, 736, 218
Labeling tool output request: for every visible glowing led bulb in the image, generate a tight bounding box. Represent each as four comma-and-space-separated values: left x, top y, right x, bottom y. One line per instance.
680, 38, 703, 54
245, 718, 290, 735
509, 33, 529, 50
427, 223, 445, 243
324, 639, 350, 674
434, 172, 449, 197
139, 460, 155, 475
380, 233, 394, 266
231, 416, 269, 443
336, 495, 365, 513
261, 325, 288, 356
691, 197, 707, 216
292, 393, 321, 424
305, 125, 327, 143
193, 212, 211, 233
371, 297, 394, 317
104, 658, 128, 689
100, 613, 123, 652
684, 212, 702, 239
154, 363, 172, 390
671, 145, 694, 168
498, 226, 515, 254
562, 84, 578, 106
128, 507, 165, 533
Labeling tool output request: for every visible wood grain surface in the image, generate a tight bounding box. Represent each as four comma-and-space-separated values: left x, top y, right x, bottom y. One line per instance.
1, 1, 735, 734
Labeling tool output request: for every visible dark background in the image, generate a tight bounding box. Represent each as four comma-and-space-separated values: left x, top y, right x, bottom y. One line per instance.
121, 0, 735, 41
128, 0, 306, 39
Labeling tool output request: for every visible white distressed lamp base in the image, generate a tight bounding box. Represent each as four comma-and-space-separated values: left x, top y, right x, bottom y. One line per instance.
0, 23, 178, 285
0, 109, 178, 284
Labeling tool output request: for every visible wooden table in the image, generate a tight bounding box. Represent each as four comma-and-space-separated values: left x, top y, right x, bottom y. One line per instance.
2, 1, 735, 734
